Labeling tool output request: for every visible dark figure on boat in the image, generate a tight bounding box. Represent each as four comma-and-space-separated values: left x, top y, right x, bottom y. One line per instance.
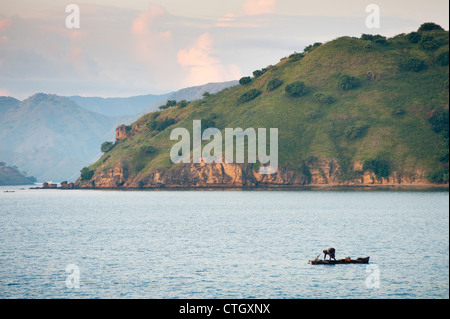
323, 247, 336, 261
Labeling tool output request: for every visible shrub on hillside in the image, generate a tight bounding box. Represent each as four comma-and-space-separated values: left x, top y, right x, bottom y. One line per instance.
418, 22, 444, 32
363, 159, 391, 179
437, 51, 449, 66
361, 34, 387, 45
391, 105, 406, 116
361, 34, 383, 41
407, 32, 422, 43
147, 118, 177, 132
239, 76, 252, 86
80, 167, 94, 181
345, 125, 369, 140
177, 100, 189, 108
428, 110, 449, 138
285, 81, 307, 97
253, 67, 269, 78
139, 145, 156, 155
400, 57, 426, 72
360, 34, 374, 41
238, 89, 262, 104
427, 168, 449, 184
289, 52, 305, 62
124, 125, 132, 134
338, 75, 360, 90
304, 42, 322, 53
266, 78, 283, 91
158, 118, 177, 131
374, 38, 387, 45
159, 100, 177, 110
166, 100, 177, 107
253, 70, 264, 78
101, 141, 115, 153
201, 117, 217, 131
420, 35, 440, 51
299, 163, 312, 184
313, 93, 335, 105
439, 149, 449, 163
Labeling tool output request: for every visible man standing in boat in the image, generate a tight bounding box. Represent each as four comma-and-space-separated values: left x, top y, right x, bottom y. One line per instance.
323, 247, 336, 261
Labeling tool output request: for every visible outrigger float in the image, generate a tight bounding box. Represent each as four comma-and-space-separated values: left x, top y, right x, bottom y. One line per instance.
309, 256, 370, 265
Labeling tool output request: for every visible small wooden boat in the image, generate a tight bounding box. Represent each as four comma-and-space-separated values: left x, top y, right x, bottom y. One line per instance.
310, 256, 370, 265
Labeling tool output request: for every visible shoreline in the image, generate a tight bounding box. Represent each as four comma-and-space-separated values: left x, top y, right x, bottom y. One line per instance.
27, 183, 450, 191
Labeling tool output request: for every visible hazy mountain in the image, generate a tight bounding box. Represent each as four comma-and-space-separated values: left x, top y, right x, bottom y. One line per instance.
0, 162, 36, 185
0, 93, 122, 182
67, 81, 238, 119
0, 97, 20, 115
68, 93, 171, 117
141, 81, 238, 115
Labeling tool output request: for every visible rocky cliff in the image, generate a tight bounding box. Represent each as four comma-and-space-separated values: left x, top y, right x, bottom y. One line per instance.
75, 153, 432, 189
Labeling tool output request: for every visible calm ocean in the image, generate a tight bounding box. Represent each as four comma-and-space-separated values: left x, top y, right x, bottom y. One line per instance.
0, 186, 448, 299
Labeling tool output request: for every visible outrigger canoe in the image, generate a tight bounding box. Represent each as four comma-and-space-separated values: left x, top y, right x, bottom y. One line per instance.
309, 257, 370, 265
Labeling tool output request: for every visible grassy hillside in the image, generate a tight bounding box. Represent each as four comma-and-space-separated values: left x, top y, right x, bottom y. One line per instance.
83, 24, 449, 185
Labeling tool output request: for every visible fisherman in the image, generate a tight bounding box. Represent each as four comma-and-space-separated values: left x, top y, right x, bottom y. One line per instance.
323, 247, 336, 261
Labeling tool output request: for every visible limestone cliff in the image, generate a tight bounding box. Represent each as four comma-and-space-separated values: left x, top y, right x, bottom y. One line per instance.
75, 158, 433, 189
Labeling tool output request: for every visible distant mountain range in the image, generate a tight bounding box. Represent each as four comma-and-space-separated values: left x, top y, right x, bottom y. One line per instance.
68, 81, 238, 118
0, 93, 119, 182
0, 81, 238, 182
68, 93, 171, 117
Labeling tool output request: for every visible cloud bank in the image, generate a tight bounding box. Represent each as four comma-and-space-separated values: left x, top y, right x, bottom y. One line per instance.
0, 1, 448, 99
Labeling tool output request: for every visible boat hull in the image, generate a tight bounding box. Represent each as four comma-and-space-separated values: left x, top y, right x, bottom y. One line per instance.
309, 257, 370, 265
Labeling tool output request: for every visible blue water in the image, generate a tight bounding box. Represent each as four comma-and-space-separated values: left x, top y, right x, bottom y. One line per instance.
0, 186, 448, 299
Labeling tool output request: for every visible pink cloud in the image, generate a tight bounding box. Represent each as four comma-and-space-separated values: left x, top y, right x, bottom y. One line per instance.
130, 5, 179, 88
177, 33, 241, 86
178, 33, 213, 67
131, 5, 173, 58
0, 88, 10, 96
0, 17, 12, 32
132, 4, 166, 35
244, 0, 277, 15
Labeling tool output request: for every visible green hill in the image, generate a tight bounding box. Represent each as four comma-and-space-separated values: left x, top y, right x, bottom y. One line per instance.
76, 23, 449, 188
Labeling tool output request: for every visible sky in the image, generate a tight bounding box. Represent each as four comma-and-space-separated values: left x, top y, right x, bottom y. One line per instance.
0, 0, 449, 99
